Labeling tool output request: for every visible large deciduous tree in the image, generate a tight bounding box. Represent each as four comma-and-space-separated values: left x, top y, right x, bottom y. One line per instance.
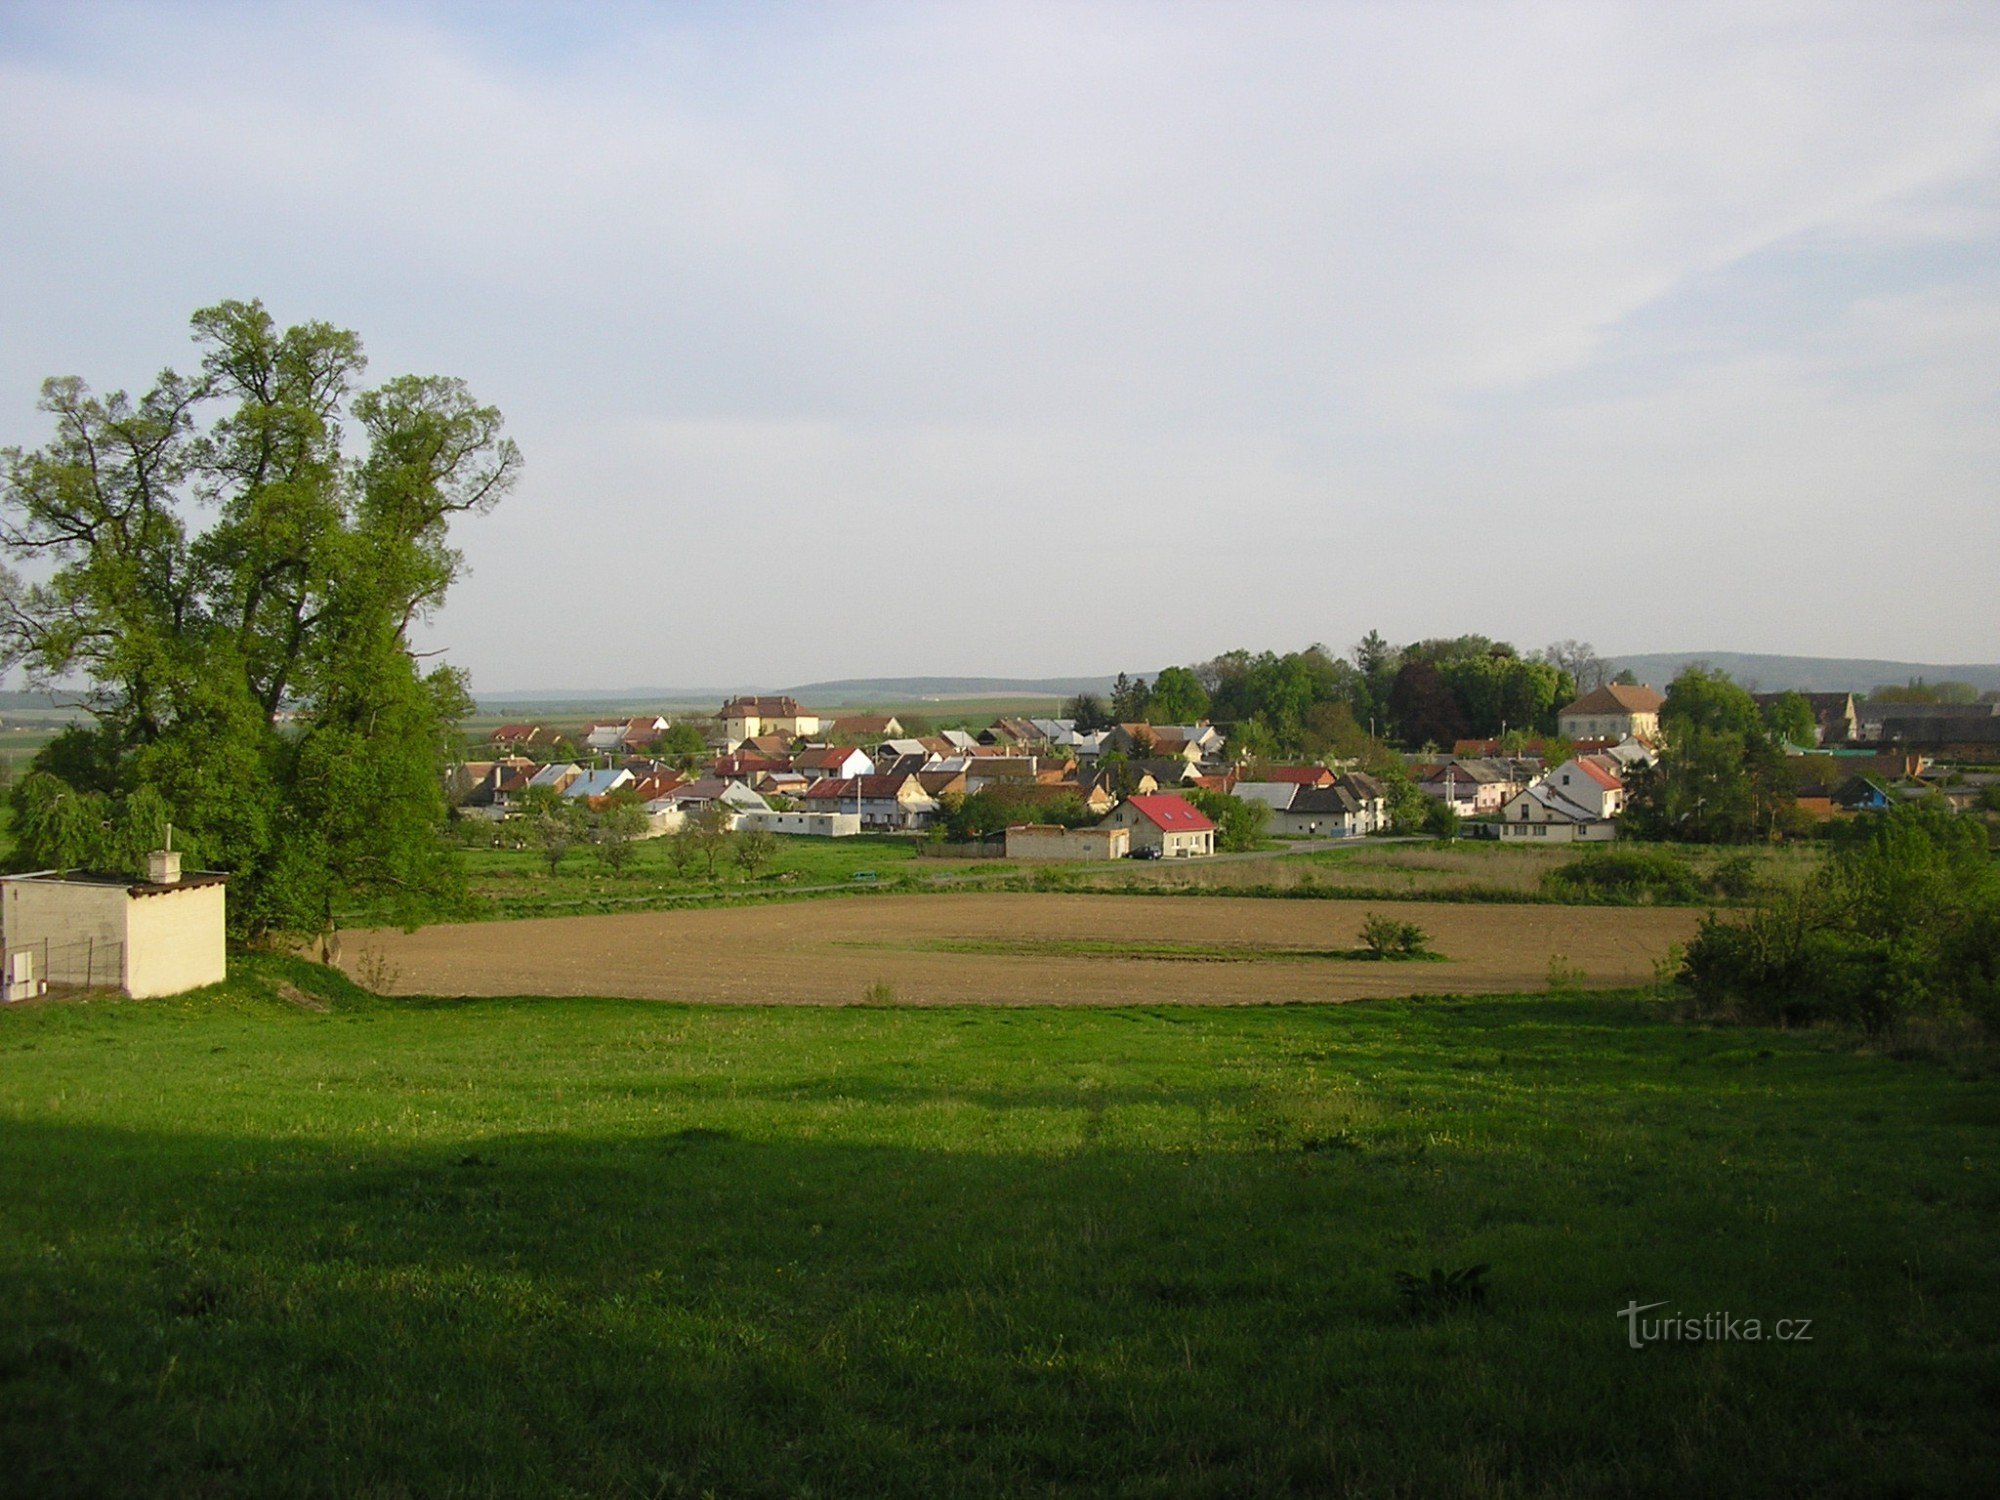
0, 300, 520, 937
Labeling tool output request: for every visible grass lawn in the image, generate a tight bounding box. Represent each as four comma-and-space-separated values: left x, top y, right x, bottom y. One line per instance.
2, 963, 1995, 1496
431, 832, 1002, 922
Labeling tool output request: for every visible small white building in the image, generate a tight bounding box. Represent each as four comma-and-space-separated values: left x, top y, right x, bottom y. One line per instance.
1, 851, 227, 999
736, 810, 862, 838
1004, 824, 1130, 861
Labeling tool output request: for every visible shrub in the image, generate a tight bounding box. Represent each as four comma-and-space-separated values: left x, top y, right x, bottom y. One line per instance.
1393, 1264, 1490, 1318
1359, 912, 1431, 959
1679, 803, 2000, 1038
1543, 847, 1702, 905
1707, 854, 1760, 900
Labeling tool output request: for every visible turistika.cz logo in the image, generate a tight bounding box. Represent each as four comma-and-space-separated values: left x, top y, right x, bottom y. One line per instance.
1618, 1301, 1814, 1349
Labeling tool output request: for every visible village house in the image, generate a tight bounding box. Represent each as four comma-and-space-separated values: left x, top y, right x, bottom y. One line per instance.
1415, 758, 1521, 816
488, 723, 556, 751
1497, 757, 1624, 842
829, 714, 904, 741
526, 762, 584, 796
1100, 794, 1217, 857
563, 767, 637, 806
583, 715, 670, 753
720, 695, 823, 741
1557, 683, 1665, 743
801, 773, 942, 830
1235, 773, 1386, 838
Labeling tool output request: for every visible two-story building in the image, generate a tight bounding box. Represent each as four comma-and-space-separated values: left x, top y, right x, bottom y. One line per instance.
1557, 684, 1664, 744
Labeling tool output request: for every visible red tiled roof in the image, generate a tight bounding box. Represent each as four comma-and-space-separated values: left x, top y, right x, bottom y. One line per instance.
1260, 765, 1335, 785
1124, 794, 1216, 832
802, 775, 917, 800
1573, 758, 1623, 791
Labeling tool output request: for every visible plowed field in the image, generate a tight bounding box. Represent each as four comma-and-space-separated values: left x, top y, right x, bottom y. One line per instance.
343, 894, 1701, 1005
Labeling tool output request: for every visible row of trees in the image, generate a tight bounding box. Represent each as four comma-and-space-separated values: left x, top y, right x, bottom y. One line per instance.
1091, 636, 1610, 757
509, 788, 779, 881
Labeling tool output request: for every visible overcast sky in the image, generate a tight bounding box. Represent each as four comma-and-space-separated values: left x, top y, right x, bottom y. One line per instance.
3, 2, 1997, 692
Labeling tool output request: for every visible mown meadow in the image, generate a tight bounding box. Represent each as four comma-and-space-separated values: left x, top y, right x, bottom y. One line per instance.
2, 959, 1995, 1497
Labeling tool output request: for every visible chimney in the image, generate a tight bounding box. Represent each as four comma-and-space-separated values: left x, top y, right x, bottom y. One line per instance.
148, 822, 182, 885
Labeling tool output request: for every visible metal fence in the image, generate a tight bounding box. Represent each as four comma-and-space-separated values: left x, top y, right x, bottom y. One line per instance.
2, 937, 124, 995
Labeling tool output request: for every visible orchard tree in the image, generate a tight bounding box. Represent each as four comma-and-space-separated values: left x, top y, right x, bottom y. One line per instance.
733, 826, 778, 876
590, 797, 651, 874
0, 300, 520, 935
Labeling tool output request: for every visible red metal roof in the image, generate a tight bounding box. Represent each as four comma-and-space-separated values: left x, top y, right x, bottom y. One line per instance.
1125, 794, 1216, 832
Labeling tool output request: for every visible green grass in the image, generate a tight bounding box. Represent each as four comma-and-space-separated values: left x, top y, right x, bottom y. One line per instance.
2, 961, 1995, 1497
408, 832, 1005, 923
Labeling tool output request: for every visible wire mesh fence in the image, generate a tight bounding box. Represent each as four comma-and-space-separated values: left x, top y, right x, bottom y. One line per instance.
2, 937, 124, 996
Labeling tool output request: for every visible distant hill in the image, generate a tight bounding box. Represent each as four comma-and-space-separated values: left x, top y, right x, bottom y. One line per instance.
476, 674, 1129, 713
783, 675, 1124, 702
1608, 653, 2000, 695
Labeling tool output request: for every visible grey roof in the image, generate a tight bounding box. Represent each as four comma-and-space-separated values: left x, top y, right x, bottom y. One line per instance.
1288, 786, 1362, 815
1232, 781, 1301, 811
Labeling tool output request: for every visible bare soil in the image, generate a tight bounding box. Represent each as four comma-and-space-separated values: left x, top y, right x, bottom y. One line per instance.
341, 893, 1702, 1006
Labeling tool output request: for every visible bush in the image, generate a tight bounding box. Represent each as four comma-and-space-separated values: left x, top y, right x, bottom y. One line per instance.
1679, 803, 2000, 1038
1542, 847, 1702, 905
1359, 912, 1431, 959
1707, 854, 1760, 900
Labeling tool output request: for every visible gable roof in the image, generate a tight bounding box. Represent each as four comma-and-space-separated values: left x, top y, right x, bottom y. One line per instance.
1122, 794, 1216, 833
721, 695, 806, 718
1561, 683, 1665, 717
1567, 757, 1624, 791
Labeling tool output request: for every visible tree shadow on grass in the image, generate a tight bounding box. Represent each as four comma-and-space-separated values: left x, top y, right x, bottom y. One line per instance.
0, 1115, 1989, 1500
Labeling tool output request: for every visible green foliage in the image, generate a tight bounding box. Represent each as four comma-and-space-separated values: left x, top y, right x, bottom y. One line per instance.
1420, 797, 1461, 839
1359, 912, 1431, 958
1108, 672, 1151, 722
590, 798, 651, 874
1371, 756, 1430, 833
1544, 848, 1704, 905
1146, 665, 1209, 724
1661, 665, 1763, 739
1435, 654, 1572, 739
1867, 678, 1979, 705
521, 787, 587, 877
0, 301, 517, 935
1187, 788, 1269, 852
1759, 691, 1819, 747
686, 802, 734, 877
1062, 692, 1112, 732
733, 826, 778, 876
659, 722, 709, 768
1680, 801, 2000, 1035
1623, 727, 1795, 844
941, 785, 1094, 842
